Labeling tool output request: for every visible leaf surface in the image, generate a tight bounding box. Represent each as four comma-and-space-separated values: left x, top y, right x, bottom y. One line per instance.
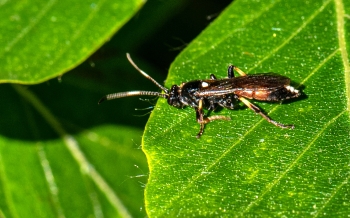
0, 56, 151, 217
143, 0, 350, 216
0, 0, 144, 84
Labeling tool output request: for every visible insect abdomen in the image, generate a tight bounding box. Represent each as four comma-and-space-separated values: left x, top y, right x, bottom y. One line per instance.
234, 90, 271, 101
234, 86, 300, 101
266, 86, 300, 101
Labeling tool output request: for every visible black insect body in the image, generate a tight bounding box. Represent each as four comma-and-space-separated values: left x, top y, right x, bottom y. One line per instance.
99, 54, 301, 138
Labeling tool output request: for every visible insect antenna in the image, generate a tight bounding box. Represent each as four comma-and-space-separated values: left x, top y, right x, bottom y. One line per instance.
98, 54, 169, 104
126, 53, 168, 93
98, 91, 167, 104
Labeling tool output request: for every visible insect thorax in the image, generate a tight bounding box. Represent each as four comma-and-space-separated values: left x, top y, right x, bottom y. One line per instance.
178, 80, 203, 108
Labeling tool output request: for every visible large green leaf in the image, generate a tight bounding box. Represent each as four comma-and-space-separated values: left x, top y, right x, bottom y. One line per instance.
0, 0, 144, 84
0, 60, 150, 217
144, 0, 350, 216
0, 1, 150, 216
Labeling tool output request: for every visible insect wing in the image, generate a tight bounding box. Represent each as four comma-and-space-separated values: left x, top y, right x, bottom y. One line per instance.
195, 75, 290, 97
234, 75, 290, 90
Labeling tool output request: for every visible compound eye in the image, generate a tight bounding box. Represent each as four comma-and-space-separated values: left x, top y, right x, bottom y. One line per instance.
167, 85, 182, 108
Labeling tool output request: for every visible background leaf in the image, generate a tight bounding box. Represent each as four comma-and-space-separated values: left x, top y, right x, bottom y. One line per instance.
0, 0, 150, 217
0, 76, 149, 217
0, 0, 235, 217
144, 0, 350, 216
0, 0, 144, 84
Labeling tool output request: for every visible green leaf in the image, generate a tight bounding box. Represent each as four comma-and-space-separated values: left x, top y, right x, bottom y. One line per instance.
0, 0, 144, 84
0, 56, 153, 217
143, 0, 350, 216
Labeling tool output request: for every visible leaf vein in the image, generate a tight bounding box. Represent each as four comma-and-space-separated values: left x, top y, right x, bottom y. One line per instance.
250, 0, 332, 71
37, 145, 65, 218
241, 110, 346, 214
298, 49, 340, 86
13, 85, 132, 218
37, 0, 110, 81
156, 48, 340, 214
1, 0, 57, 56
186, 0, 281, 63
314, 174, 349, 217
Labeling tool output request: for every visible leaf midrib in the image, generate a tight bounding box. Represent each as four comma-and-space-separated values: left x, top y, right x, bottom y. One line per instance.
13, 85, 132, 218
335, 0, 350, 111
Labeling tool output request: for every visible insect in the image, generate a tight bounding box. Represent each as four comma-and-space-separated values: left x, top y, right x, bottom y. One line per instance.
99, 53, 301, 138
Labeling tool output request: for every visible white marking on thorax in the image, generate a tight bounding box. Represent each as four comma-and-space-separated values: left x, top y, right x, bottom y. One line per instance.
201, 82, 209, 87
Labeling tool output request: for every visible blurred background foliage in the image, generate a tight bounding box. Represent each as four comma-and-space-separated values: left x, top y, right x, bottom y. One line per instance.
0, 0, 232, 217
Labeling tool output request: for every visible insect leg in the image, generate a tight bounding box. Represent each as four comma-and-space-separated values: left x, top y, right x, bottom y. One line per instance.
210, 74, 217, 80
196, 99, 231, 138
195, 101, 206, 138
229, 65, 247, 77
238, 97, 294, 129
227, 65, 235, 78
208, 100, 216, 111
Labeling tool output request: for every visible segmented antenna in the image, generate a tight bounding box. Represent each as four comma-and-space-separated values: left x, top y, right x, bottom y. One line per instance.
98, 54, 169, 104
126, 53, 168, 93
98, 91, 167, 104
